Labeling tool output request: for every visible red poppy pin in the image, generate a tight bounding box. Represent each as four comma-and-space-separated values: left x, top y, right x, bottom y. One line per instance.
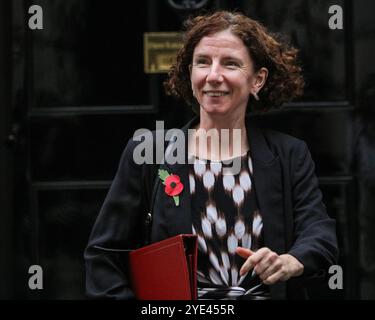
158, 169, 184, 206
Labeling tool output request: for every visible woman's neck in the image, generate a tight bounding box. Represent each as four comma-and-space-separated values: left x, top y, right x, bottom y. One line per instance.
188, 110, 249, 161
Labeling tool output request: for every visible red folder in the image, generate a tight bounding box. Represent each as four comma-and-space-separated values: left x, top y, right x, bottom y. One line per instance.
128, 234, 198, 300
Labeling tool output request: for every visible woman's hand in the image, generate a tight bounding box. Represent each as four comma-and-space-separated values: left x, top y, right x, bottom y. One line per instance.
236, 247, 304, 285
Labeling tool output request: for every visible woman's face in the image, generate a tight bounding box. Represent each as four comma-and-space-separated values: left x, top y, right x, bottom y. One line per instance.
190, 29, 257, 117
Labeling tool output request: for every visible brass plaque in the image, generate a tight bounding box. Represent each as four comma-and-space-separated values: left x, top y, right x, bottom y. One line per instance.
144, 32, 183, 74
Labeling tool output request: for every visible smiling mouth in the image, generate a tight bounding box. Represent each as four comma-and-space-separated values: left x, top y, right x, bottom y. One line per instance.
203, 91, 229, 97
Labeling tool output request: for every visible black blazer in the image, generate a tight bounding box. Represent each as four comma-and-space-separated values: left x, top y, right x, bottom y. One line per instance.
84, 116, 338, 299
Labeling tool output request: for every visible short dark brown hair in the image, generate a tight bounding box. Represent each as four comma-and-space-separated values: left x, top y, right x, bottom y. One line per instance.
164, 11, 304, 112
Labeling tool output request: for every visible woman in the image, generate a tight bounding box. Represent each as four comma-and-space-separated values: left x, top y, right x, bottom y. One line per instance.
85, 11, 338, 300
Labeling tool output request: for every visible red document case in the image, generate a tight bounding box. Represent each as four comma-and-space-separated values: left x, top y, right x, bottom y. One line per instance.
128, 234, 198, 300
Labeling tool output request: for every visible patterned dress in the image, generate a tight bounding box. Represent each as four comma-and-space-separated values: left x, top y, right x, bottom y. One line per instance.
188, 151, 270, 300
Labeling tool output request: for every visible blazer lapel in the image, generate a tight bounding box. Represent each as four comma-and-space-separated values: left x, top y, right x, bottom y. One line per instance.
157, 117, 199, 236
246, 118, 286, 299
246, 118, 286, 254
159, 160, 192, 236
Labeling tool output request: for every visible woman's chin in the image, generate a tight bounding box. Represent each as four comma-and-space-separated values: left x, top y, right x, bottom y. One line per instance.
200, 105, 231, 116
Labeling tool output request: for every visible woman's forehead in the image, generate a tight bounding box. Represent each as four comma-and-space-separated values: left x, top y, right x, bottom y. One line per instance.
193, 30, 249, 58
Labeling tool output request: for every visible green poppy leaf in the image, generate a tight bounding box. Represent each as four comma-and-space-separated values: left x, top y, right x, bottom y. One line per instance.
158, 169, 170, 182
173, 196, 179, 206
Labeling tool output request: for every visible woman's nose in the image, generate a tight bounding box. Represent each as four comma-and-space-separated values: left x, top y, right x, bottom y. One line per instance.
206, 64, 224, 83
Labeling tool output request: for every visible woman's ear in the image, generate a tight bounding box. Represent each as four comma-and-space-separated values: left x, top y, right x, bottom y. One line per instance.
251, 67, 268, 96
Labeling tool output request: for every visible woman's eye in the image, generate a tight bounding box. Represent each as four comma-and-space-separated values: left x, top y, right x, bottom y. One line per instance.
226, 61, 239, 67
195, 59, 209, 66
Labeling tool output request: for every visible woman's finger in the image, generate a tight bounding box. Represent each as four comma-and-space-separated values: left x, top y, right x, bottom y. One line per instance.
235, 247, 254, 259
238, 248, 270, 276
258, 258, 282, 281
239, 257, 253, 276
253, 251, 278, 276
238, 247, 275, 277
236, 247, 254, 276
263, 269, 285, 285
